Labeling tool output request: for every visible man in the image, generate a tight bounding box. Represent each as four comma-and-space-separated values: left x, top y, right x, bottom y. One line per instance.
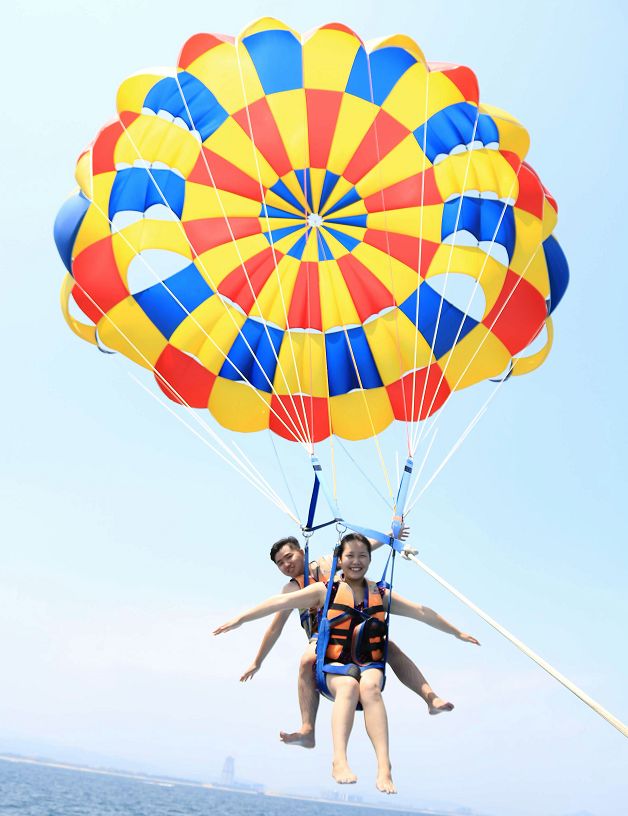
240, 535, 454, 748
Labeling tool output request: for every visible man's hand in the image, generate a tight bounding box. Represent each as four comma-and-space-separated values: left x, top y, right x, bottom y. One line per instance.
213, 617, 242, 636
240, 662, 260, 682
458, 632, 481, 645
398, 523, 418, 559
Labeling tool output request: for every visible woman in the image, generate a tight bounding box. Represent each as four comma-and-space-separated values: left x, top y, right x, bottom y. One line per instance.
214, 533, 479, 794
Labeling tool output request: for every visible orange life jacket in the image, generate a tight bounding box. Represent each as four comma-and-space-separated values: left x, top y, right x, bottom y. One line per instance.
324, 579, 387, 666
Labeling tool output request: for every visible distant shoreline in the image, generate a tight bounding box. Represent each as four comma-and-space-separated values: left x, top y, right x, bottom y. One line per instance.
0, 753, 463, 815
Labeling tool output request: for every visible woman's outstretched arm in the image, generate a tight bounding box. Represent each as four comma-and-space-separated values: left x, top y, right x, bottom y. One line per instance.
388, 592, 480, 644
213, 582, 327, 635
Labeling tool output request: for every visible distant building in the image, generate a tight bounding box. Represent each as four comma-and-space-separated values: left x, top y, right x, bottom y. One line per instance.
217, 756, 264, 794
320, 789, 363, 803
220, 756, 235, 787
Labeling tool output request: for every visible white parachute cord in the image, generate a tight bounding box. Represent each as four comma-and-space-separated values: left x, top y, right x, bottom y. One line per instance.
406, 420, 439, 509
132, 375, 300, 523
117, 118, 311, 449
411, 108, 482, 453
69, 273, 297, 521
309, 234, 338, 506
316, 233, 395, 505
405, 286, 545, 516
173, 70, 312, 450
330, 433, 339, 506
364, 43, 413, 456
395, 450, 401, 498
333, 436, 393, 512
412, 147, 525, 455
405, 404, 487, 514
230, 437, 299, 518
410, 60, 432, 446
231, 38, 312, 448
297, 32, 319, 451
266, 430, 302, 524
81, 185, 310, 448
407, 236, 545, 502
405, 553, 628, 739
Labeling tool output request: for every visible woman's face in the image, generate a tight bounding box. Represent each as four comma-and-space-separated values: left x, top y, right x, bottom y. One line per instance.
339, 540, 371, 581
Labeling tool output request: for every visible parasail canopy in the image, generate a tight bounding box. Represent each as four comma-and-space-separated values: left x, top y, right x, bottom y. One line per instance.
55, 18, 568, 448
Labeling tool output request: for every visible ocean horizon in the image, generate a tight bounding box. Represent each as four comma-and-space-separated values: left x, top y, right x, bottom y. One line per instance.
0, 755, 468, 816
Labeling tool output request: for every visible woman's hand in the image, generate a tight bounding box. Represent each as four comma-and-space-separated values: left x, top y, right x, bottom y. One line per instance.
457, 632, 480, 645
213, 617, 242, 636
240, 662, 260, 682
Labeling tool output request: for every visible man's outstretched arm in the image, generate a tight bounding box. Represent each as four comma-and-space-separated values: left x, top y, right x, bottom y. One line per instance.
240, 608, 292, 681
239, 583, 299, 681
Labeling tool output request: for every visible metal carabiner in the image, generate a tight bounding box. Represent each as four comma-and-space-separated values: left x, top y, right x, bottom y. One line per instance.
335, 520, 347, 537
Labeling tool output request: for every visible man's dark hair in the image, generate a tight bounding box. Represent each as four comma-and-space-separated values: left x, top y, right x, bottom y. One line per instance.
270, 536, 301, 562
337, 532, 372, 559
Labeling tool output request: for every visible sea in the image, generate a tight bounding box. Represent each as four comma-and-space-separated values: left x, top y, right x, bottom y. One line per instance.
0, 758, 438, 816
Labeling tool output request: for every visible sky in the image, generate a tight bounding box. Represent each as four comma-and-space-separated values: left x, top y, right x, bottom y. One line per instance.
1, 1, 627, 814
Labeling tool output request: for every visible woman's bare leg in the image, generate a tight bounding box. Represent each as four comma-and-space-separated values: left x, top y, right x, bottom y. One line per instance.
327, 674, 360, 784
387, 641, 454, 715
359, 669, 396, 794
280, 641, 318, 747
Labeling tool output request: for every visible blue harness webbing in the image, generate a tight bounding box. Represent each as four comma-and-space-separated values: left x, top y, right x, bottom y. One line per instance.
304, 455, 413, 706
315, 551, 394, 705
301, 456, 406, 551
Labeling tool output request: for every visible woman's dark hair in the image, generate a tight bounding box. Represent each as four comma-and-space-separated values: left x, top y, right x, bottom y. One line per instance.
337, 532, 372, 560
270, 536, 301, 562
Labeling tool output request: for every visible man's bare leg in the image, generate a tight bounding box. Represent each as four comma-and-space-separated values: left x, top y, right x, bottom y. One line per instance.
280, 641, 318, 747
387, 641, 454, 715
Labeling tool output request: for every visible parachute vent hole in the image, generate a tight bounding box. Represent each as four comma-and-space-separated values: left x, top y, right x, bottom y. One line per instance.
127, 249, 194, 295
426, 272, 486, 323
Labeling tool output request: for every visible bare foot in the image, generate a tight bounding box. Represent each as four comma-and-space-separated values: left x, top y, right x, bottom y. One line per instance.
427, 695, 454, 716
376, 768, 397, 794
279, 729, 315, 749
332, 760, 357, 784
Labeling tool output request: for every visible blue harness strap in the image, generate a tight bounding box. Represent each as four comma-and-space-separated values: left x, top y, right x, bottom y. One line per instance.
342, 522, 403, 552
305, 473, 320, 532
302, 455, 411, 551
302, 457, 342, 537
377, 547, 397, 671
391, 458, 413, 540
310, 456, 414, 705
315, 552, 391, 705
315, 543, 342, 701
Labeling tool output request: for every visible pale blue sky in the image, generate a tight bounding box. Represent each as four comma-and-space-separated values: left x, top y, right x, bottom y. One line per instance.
1, 1, 626, 814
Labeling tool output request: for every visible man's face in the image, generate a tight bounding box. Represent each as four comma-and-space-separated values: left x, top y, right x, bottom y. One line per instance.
273, 544, 305, 578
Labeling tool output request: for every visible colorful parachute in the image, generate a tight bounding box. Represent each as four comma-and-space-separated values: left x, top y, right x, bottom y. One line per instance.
55, 19, 568, 444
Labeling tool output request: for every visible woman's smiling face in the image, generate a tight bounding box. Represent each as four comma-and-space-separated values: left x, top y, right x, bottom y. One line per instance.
339, 538, 371, 581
